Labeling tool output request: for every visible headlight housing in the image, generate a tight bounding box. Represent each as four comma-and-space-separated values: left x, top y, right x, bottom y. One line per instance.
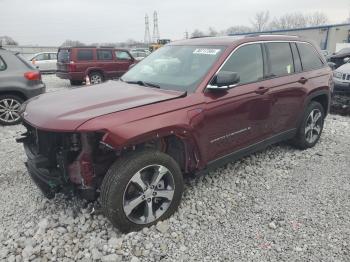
333, 71, 342, 79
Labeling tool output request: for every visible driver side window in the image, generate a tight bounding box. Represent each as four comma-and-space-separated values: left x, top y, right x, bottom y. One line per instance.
220, 44, 263, 85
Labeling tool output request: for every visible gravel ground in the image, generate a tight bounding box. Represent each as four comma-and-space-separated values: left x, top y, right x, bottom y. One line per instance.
1, 75, 350, 261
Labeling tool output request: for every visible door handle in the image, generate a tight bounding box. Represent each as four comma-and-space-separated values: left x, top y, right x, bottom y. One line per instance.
255, 86, 270, 95
298, 77, 308, 84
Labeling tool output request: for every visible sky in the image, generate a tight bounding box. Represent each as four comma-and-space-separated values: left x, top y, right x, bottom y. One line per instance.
0, 0, 349, 46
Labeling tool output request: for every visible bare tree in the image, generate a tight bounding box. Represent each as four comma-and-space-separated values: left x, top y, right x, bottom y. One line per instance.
251, 11, 270, 31
307, 12, 328, 26
191, 29, 205, 38
0, 36, 18, 45
207, 27, 218, 37
60, 40, 85, 47
226, 25, 252, 35
269, 12, 328, 30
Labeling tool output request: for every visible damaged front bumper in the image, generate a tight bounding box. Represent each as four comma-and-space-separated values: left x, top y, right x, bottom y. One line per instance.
17, 124, 109, 200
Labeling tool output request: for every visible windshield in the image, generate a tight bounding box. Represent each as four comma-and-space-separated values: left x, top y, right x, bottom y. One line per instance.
122, 45, 225, 92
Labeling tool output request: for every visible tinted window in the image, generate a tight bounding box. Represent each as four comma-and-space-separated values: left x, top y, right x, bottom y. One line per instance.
266, 43, 294, 77
220, 44, 263, 85
291, 43, 302, 72
0, 56, 6, 71
58, 49, 70, 63
115, 51, 132, 60
97, 50, 113, 60
77, 50, 93, 61
50, 53, 57, 60
297, 43, 324, 71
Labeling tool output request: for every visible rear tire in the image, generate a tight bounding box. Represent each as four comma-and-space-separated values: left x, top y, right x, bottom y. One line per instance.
101, 149, 184, 233
70, 80, 83, 86
89, 72, 104, 85
0, 95, 23, 125
291, 101, 325, 149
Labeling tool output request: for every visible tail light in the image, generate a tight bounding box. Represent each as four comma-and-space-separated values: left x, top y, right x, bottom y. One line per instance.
24, 71, 41, 81
68, 61, 76, 72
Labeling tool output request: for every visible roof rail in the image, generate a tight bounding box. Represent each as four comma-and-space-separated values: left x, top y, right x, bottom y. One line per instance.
190, 35, 213, 39
245, 34, 299, 38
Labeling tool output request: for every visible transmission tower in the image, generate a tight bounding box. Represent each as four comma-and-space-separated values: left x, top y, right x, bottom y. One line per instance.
144, 14, 151, 44
152, 11, 160, 43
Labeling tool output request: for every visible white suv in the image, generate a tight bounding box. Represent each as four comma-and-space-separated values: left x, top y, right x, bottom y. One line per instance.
30, 52, 57, 72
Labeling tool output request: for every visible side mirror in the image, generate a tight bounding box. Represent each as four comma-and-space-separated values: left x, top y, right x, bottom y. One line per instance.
128, 63, 136, 69
207, 71, 240, 90
328, 62, 336, 70
344, 57, 350, 63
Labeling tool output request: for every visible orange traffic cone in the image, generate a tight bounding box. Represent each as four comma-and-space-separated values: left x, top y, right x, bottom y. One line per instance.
85, 75, 91, 86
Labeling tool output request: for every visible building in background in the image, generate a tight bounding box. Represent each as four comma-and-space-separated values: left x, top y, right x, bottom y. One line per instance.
229, 23, 350, 53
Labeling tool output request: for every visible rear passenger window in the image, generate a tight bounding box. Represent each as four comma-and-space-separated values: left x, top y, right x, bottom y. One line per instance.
97, 50, 113, 60
266, 43, 294, 77
291, 43, 302, 72
297, 43, 324, 71
0, 57, 6, 71
220, 44, 263, 85
77, 50, 93, 61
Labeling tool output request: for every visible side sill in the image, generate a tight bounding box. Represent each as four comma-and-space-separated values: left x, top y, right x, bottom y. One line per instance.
195, 129, 296, 176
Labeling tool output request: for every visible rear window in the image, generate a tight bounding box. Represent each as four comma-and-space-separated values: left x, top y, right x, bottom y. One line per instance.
0, 56, 6, 71
97, 50, 113, 60
50, 53, 57, 60
16, 53, 36, 69
77, 49, 93, 61
297, 43, 324, 71
58, 49, 70, 63
266, 42, 294, 77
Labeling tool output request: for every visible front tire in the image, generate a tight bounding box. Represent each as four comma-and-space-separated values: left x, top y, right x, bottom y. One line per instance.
292, 101, 325, 149
101, 150, 184, 232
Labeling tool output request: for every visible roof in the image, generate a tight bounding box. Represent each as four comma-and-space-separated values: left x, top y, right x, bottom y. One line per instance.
229, 23, 350, 36
171, 35, 304, 46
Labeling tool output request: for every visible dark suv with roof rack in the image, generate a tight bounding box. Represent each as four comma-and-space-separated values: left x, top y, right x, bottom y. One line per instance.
19, 35, 332, 232
56, 47, 136, 85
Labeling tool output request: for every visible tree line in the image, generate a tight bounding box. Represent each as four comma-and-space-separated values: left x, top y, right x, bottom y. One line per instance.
191, 11, 331, 38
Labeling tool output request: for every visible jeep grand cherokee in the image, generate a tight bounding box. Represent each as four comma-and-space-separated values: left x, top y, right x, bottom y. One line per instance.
17, 35, 332, 232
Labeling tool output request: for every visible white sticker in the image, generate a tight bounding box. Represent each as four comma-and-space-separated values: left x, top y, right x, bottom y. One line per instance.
193, 48, 221, 55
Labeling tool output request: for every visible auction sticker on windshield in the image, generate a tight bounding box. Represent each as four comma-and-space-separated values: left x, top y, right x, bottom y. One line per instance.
193, 48, 221, 55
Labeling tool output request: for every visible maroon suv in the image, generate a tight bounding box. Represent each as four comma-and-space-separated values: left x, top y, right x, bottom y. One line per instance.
18, 35, 332, 232
56, 47, 135, 85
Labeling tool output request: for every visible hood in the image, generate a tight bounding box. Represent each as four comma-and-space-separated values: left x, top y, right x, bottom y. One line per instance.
23, 81, 185, 131
335, 63, 350, 74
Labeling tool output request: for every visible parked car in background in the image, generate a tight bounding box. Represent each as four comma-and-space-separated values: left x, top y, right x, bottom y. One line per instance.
328, 48, 350, 68
130, 50, 149, 61
332, 59, 350, 94
30, 52, 57, 73
56, 47, 135, 85
18, 35, 332, 232
0, 48, 45, 125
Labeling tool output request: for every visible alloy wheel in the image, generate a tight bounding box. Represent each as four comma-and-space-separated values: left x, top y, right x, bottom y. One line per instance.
90, 74, 102, 84
123, 165, 175, 225
0, 98, 21, 124
305, 108, 322, 144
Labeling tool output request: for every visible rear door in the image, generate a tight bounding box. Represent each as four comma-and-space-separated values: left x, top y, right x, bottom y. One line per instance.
97, 49, 115, 79
48, 53, 57, 71
114, 50, 135, 77
263, 42, 306, 134
203, 43, 274, 162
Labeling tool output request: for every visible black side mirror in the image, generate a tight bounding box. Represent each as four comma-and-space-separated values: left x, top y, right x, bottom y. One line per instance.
207, 71, 240, 90
328, 62, 336, 70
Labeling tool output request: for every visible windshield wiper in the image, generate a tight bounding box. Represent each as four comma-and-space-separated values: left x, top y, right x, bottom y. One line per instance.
124, 80, 160, 89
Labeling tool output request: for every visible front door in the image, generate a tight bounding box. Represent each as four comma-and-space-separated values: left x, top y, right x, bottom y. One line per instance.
202, 43, 273, 163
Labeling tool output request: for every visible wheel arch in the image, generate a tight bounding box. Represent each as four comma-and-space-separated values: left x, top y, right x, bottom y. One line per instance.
100, 127, 203, 174
0, 90, 27, 101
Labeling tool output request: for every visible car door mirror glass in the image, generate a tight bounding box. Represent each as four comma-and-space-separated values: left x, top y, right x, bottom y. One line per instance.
343, 57, 350, 63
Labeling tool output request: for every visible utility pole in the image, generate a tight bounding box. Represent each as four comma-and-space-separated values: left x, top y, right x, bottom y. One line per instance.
152, 11, 160, 43
144, 14, 151, 44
